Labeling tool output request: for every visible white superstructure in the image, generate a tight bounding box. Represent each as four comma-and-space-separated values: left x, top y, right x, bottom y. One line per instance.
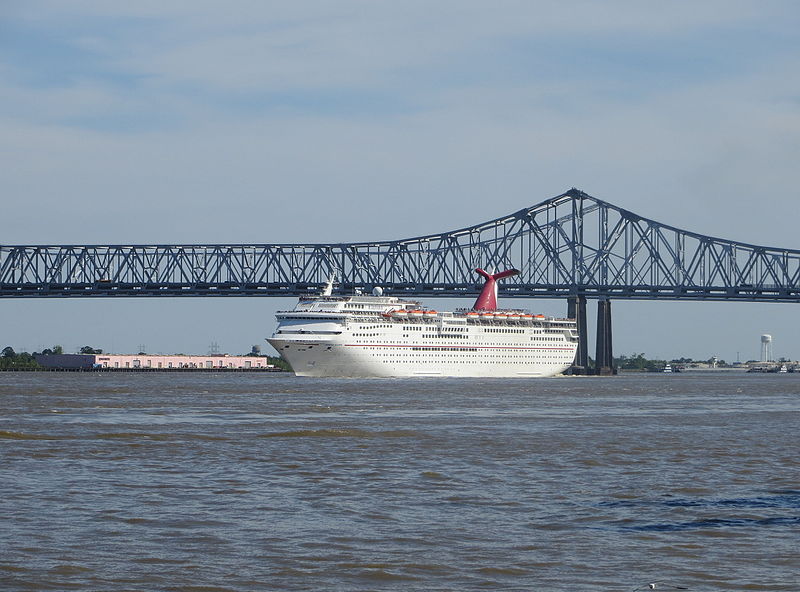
267, 274, 579, 378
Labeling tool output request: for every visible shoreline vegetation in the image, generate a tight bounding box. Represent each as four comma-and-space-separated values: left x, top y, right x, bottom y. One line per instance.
615, 353, 722, 373
0, 345, 292, 372
613, 353, 795, 373
3, 345, 788, 374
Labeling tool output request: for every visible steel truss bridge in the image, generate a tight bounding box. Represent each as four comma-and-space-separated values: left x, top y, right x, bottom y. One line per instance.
3, 188, 799, 372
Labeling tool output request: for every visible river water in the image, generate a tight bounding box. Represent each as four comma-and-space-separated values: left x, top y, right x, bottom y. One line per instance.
1, 372, 798, 591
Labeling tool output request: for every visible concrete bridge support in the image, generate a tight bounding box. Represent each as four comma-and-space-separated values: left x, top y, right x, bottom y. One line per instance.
595, 298, 616, 375
567, 295, 589, 373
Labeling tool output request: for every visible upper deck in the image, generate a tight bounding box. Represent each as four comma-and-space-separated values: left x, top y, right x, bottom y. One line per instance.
278, 293, 576, 330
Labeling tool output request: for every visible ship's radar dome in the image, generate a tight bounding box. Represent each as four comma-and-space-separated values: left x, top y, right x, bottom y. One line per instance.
372, 286, 383, 296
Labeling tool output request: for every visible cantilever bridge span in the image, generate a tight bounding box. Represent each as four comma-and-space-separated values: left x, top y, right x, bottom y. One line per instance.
3, 188, 800, 372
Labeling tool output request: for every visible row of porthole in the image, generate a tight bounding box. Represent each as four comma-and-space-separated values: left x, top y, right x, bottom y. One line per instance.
377, 358, 568, 364
374, 353, 570, 360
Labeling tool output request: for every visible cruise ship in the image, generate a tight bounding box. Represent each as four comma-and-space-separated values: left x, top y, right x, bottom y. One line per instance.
267, 269, 579, 378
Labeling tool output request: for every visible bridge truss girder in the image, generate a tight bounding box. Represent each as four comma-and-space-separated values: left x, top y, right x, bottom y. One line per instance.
2, 188, 800, 301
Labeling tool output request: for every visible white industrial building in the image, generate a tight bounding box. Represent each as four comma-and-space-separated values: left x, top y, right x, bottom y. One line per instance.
35, 353, 275, 370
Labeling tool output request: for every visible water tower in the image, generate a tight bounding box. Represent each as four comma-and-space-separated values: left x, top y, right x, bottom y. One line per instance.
761, 334, 773, 362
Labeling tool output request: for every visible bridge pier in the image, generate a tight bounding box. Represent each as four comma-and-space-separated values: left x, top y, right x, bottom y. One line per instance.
567, 296, 589, 373
594, 299, 616, 375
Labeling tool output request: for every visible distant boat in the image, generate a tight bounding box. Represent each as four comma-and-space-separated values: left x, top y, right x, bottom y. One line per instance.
779, 364, 788, 373
663, 363, 673, 373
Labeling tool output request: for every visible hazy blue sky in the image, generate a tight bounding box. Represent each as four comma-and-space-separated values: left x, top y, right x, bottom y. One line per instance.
2, 1, 800, 362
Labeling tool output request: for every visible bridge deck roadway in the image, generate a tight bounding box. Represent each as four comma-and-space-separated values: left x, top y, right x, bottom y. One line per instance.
1, 283, 798, 301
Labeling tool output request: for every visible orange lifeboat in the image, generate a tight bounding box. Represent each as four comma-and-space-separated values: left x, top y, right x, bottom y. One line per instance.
480, 312, 495, 321
408, 310, 424, 319
465, 311, 479, 321
508, 314, 520, 322
520, 314, 533, 322
494, 312, 508, 321
423, 310, 437, 319
391, 309, 408, 319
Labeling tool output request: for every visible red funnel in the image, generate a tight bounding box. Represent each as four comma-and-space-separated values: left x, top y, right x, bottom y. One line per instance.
472, 268, 520, 311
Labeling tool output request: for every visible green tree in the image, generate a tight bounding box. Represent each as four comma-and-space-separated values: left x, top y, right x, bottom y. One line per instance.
0, 347, 42, 370
266, 356, 292, 371
615, 352, 668, 372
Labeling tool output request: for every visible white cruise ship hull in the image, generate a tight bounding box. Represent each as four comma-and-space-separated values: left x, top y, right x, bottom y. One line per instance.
267, 337, 575, 378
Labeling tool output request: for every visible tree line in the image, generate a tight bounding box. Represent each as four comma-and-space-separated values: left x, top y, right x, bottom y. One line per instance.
0, 346, 49, 370
1, 345, 99, 369
614, 353, 729, 372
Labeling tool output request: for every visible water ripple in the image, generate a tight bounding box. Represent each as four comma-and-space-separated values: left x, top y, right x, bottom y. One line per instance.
2, 372, 798, 591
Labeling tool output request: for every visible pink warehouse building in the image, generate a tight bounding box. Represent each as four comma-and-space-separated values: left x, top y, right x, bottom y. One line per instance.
35, 353, 275, 370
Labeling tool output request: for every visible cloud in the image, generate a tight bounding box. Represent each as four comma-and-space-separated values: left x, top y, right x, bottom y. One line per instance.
2, 56, 799, 246
6, 1, 795, 101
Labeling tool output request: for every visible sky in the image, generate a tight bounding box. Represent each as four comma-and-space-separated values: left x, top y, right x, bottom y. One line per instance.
1, 1, 800, 362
